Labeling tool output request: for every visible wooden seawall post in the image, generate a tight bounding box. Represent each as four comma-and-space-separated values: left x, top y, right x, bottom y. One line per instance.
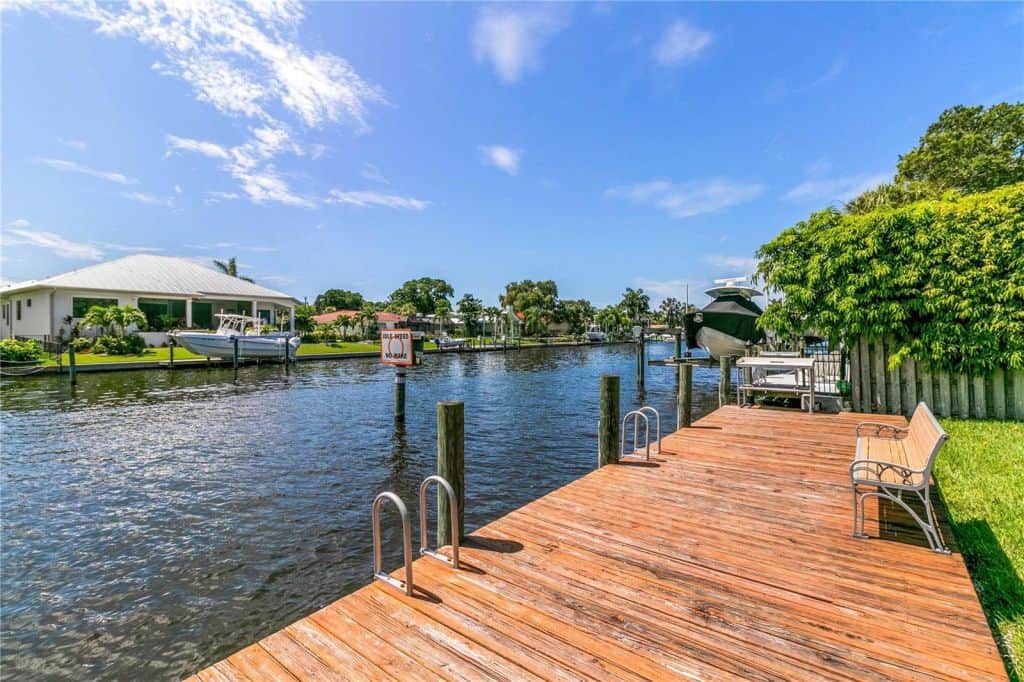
437, 400, 464, 545
599, 374, 620, 466
169, 339, 175, 369
677, 363, 692, 428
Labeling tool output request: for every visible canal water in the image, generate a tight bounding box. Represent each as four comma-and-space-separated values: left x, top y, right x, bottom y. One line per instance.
1, 342, 720, 679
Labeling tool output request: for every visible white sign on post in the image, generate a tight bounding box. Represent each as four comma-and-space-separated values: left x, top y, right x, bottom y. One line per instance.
381, 329, 415, 366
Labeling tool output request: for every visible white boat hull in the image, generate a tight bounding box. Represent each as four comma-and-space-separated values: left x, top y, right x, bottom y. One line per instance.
586, 331, 606, 342
695, 326, 749, 360
172, 332, 300, 360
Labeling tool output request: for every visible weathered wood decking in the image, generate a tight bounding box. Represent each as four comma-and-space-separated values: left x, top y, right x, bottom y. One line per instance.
188, 406, 1007, 681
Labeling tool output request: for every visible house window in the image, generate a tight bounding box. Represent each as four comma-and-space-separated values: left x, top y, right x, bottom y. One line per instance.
72, 297, 119, 317
26, 299, 31, 307
138, 298, 186, 330
2, 304, 7, 320
16, 301, 21, 321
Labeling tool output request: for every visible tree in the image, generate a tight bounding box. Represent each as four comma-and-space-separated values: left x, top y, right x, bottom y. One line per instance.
212, 257, 255, 283
385, 301, 418, 318
895, 103, 1024, 195
358, 304, 378, 339
482, 306, 502, 339
434, 299, 452, 335
457, 294, 484, 336
596, 305, 629, 338
845, 103, 1024, 213
389, 277, 454, 315
500, 280, 558, 314
82, 304, 147, 337
659, 297, 684, 327
619, 287, 650, 323
523, 307, 548, 337
314, 288, 364, 312
289, 304, 316, 334
557, 299, 596, 337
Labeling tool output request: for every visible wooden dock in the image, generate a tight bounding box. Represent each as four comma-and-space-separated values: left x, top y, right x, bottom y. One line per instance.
188, 406, 1007, 681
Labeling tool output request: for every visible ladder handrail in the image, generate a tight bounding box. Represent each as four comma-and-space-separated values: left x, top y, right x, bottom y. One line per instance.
637, 406, 661, 454
371, 491, 414, 596
621, 410, 651, 460
418, 475, 460, 569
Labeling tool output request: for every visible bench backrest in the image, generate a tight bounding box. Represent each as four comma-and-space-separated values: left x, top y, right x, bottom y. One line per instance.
905, 402, 948, 474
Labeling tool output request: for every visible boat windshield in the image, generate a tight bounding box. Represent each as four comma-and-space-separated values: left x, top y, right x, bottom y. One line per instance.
215, 314, 262, 336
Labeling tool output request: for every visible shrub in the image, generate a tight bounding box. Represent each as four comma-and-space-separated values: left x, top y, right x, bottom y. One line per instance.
756, 182, 1024, 373
70, 337, 93, 353
0, 338, 44, 362
92, 334, 147, 355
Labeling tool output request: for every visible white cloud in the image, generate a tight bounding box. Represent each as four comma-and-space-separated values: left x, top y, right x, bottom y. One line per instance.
174, 184, 182, 194
479, 145, 521, 175
100, 242, 164, 253
259, 274, 295, 285
361, 163, 389, 184
240, 246, 278, 253
653, 20, 713, 66
121, 191, 174, 207
166, 134, 230, 159
783, 172, 890, 203
606, 178, 765, 218
5, 219, 31, 229
472, 5, 571, 83
36, 157, 133, 184
2, 229, 103, 260
204, 191, 240, 203
326, 190, 429, 211
57, 137, 88, 152
704, 255, 759, 273
632, 277, 707, 306
28, 1, 385, 130
309, 143, 328, 160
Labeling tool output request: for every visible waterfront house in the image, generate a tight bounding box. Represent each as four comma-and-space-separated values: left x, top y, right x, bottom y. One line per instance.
0, 254, 301, 345
311, 309, 407, 333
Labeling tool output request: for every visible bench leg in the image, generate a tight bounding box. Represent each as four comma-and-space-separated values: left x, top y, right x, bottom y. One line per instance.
851, 485, 869, 539
922, 490, 951, 554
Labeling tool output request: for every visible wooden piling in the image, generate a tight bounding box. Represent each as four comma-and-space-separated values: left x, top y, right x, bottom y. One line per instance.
674, 332, 682, 360
68, 342, 77, 385
394, 367, 407, 422
718, 356, 733, 407
677, 363, 692, 428
169, 340, 175, 368
598, 374, 620, 467
436, 400, 465, 545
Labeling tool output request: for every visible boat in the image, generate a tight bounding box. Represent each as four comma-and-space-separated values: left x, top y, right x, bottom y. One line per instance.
170, 314, 300, 360
436, 336, 467, 350
683, 278, 764, 360
585, 324, 606, 342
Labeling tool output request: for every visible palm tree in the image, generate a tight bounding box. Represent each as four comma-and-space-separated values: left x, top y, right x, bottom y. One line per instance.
523, 307, 547, 337
483, 306, 501, 341
358, 304, 378, 339
212, 257, 255, 283
659, 297, 683, 327
82, 304, 147, 337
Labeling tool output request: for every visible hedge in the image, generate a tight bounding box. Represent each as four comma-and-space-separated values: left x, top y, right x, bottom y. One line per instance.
756, 182, 1024, 374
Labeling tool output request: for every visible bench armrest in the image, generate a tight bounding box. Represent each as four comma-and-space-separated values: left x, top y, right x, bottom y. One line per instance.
855, 422, 908, 439
850, 458, 923, 486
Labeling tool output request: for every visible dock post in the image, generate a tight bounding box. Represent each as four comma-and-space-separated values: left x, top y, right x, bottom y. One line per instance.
719, 356, 733, 406
636, 333, 645, 389
169, 339, 175, 369
599, 374, 620, 467
674, 332, 683, 360
233, 336, 239, 379
677, 363, 692, 428
68, 342, 77, 386
437, 401, 465, 545
394, 366, 407, 421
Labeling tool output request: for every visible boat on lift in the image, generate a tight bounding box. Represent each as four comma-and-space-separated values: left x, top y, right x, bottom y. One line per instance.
585, 324, 606, 342
683, 278, 764, 360
170, 314, 300, 360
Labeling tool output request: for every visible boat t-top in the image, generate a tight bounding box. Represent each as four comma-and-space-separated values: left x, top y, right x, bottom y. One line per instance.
585, 324, 606, 342
170, 313, 301, 360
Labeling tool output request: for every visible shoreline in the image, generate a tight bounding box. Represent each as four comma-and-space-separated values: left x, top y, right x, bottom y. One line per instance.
4, 339, 634, 376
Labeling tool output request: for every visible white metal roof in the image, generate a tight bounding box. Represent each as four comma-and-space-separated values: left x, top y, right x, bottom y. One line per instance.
0, 254, 299, 303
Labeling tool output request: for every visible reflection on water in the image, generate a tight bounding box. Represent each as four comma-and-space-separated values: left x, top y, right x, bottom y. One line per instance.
0, 343, 719, 679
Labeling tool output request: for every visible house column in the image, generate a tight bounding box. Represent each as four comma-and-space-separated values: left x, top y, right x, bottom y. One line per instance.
185, 298, 193, 327
289, 305, 295, 333
252, 299, 258, 319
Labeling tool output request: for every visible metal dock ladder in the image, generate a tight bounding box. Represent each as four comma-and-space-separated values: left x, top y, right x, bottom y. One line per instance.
621, 406, 661, 460
371, 475, 461, 595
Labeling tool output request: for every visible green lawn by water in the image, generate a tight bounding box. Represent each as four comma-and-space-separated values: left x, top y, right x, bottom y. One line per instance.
936, 419, 1024, 680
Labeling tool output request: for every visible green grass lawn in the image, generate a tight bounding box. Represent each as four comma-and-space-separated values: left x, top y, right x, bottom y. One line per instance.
936, 419, 1024, 681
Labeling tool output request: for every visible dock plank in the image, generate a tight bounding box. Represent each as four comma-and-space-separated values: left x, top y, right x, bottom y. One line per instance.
187, 406, 1007, 681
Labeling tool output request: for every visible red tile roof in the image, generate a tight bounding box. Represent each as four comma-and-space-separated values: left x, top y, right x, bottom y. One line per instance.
312, 309, 407, 324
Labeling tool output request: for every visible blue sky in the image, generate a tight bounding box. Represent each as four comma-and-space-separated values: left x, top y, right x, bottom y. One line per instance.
2, 2, 1021, 307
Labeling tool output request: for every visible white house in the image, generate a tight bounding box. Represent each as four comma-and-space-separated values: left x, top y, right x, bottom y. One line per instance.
0, 254, 301, 344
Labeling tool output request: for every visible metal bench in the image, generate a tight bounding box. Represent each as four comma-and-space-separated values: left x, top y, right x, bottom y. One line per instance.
850, 402, 949, 553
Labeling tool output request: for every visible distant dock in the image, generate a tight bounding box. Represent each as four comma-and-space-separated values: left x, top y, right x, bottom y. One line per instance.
187, 406, 1006, 681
